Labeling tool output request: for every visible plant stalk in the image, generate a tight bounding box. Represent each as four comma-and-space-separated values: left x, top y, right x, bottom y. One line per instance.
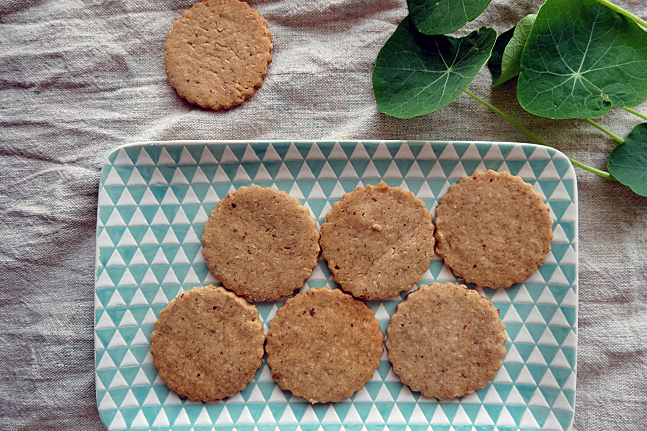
583, 118, 623, 144
593, 0, 647, 29
463, 90, 551, 147
463, 89, 614, 179
621, 106, 647, 122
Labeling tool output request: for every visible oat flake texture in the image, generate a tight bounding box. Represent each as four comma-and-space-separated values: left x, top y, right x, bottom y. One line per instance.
265, 287, 384, 403
202, 185, 320, 301
164, 0, 273, 110
319, 181, 435, 300
434, 170, 553, 288
149, 285, 265, 402
386, 282, 508, 399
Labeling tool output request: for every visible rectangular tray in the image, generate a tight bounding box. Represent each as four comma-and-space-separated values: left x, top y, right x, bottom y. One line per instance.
95, 140, 578, 431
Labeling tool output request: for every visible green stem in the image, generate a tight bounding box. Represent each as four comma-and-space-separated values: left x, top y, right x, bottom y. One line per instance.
583, 118, 623, 144
594, 0, 647, 29
463, 90, 552, 147
621, 106, 647, 122
463, 89, 613, 179
568, 158, 613, 179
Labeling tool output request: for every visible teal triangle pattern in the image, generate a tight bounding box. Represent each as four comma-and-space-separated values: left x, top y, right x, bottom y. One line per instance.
96, 141, 578, 431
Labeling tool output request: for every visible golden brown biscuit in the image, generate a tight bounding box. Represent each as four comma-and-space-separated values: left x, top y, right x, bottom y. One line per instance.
202, 185, 320, 301
434, 170, 553, 288
149, 285, 264, 402
164, 0, 272, 110
319, 182, 435, 300
265, 287, 384, 403
386, 282, 507, 399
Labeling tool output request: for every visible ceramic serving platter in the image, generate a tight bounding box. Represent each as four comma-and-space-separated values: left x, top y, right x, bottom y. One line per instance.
95, 140, 578, 431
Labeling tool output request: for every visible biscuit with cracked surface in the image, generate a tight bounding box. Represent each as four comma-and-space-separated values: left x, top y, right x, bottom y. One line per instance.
319, 181, 435, 300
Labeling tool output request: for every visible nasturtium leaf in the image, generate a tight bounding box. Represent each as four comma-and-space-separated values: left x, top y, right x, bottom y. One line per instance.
408, 0, 492, 35
608, 123, 647, 197
372, 18, 496, 119
517, 0, 647, 120
489, 14, 536, 87
487, 26, 515, 87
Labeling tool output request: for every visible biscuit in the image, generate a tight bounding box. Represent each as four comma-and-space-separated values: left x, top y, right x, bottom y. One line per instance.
265, 287, 384, 403
202, 185, 320, 301
164, 0, 272, 110
434, 170, 553, 289
319, 182, 435, 300
386, 282, 507, 399
149, 285, 265, 402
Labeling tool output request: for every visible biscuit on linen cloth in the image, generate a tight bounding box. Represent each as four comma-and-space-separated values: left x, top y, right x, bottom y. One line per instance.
265, 287, 384, 403
202, 185, 320, 301
386, 282, 507, 399
434, 170, 553, 289
164, 0, 272, 110
149, 285, 265, 402
319, 181, 435, 300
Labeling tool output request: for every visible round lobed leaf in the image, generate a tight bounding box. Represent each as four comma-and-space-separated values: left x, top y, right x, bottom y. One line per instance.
517, 0, 647, 119
373, 17, 497, 119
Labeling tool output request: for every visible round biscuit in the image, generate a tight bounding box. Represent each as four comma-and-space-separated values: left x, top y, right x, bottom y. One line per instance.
434, 170, 553, 288
319, 182, 435, 300
386, 282, 507, 399
265, 287, 384, 403
164, 0, 272, 110
202, 185, 320, 301
149, 285, 265, 402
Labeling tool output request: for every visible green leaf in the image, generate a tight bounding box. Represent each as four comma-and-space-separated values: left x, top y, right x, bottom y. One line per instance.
407, 0, 492, 35
489, 14, 536, 86
517, 0, 647, 120
487, 26, 515, 86
372, 18, 497, 119
608, 123, 647, 196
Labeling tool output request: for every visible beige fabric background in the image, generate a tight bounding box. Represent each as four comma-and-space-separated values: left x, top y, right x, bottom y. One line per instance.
1, 0, 646, 429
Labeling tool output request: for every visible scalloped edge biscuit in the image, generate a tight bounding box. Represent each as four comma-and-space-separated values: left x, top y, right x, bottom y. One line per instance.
150, 285, 265, 402
434, 170, 553, 288
202, 185, 320, 301
386, 282, 507, 399
265, 287, 384, 403
164, 0, 272, 110
320, 182, 435, 300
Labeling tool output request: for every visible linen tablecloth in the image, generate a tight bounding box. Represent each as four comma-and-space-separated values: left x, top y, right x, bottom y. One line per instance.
1, 0, 646, 429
